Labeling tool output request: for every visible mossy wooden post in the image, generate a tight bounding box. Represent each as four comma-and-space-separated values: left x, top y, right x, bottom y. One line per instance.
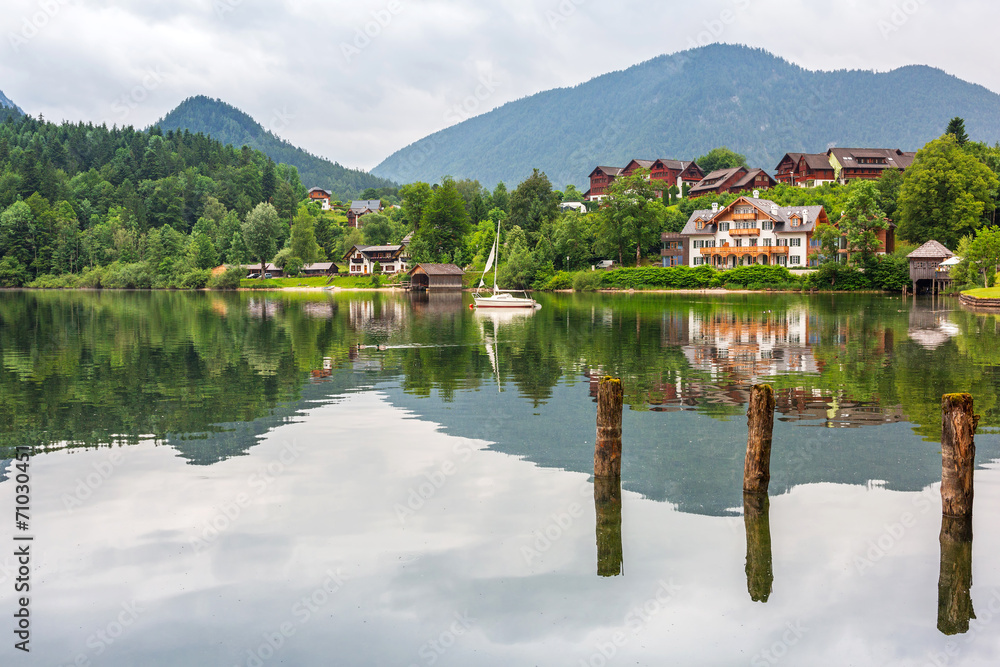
941, 394, 977, 518
743, 384, 775, 494
743, 492, 773, 603
937, 515, 975, 635
595, 377, 623, 478
595, 476, 623, 577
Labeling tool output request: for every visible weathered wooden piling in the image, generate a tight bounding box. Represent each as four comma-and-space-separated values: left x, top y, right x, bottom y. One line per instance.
937, 515, 975, 635
595, 376, 623, 478
595, 476, 623, 577
941, 394, 977, 518
743, 492, 773, 603
743, 384, 775, 494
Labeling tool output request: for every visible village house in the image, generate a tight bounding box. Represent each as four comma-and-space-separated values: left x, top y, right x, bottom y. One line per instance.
907, 240, 954, 294
343, 241, 411, 275
347, 199, 384, 228
661, 232, 687, 267
300, 262, 339, 277
688, 167, 776, 197
307, 187, 333, 210
827, 148, 915, 184
651, 159, 704, 193
585, 166, 624, 201
774, 153, 805, 184
680, 192, 829, 268
407, 263, 465, 291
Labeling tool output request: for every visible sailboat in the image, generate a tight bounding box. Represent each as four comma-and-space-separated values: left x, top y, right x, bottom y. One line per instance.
473, 218, 538, 309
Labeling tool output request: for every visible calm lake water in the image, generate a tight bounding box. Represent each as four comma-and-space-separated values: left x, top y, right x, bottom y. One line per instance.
1, 289, 1000, 666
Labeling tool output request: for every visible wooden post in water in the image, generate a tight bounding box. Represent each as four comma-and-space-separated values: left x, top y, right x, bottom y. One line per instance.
595, 476, 623, 577
937, 515, 975, 635
743, 492, 773, 603
595, 377, 623, 478
941, 394, 977, 518
743, 384, 775, 494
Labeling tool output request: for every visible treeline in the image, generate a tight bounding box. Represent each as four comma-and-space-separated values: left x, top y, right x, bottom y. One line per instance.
0, 113, 308, 287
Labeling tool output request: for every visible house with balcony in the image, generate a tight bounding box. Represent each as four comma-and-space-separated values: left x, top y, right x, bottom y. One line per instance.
827, 148, 915, 184
344, 241, 411, 275
688, 167, 775, 197
307, 187, 333, 210
347, 199, 384, 228
680, 193, 829, 268
661, 233, 688, 267
586, 166, 624, 201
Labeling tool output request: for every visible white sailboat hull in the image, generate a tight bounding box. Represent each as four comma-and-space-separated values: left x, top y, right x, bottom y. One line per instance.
473, 291, 537, 308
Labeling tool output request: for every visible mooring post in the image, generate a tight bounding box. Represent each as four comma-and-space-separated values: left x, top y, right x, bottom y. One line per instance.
937, 515, 975, 635
941, 394, 977, 518
595, 376, 623, 478
743, 384, 775, 494
595, 476, 623, 577
743, 492, 774, 603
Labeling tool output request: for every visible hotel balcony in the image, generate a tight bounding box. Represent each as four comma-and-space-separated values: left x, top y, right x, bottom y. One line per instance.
729, 228, 761, 236
699, 246, 789, 257
732, 213, 757, 220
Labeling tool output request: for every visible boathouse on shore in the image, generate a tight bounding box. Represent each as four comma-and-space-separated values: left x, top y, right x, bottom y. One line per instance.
407, 264, 464, 291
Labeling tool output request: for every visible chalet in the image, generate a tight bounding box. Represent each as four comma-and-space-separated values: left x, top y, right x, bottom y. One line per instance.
661, 233, 688, 267
347, 199, 384, 228
301, 262, 339, 277
907, 240, 954, 294
307, 187, 333, 210
774, 153, 805, 185
587, 166, 624, 201
793, 154, 836, 187
621, 159, 655, 178
827, 148, 915, 184
407, 263, 465, 291
343, 242, 411, 275
680, 193, 829, 269
688, 166, 749, 197
652, 159, 704, 193
688, 167, 773, 197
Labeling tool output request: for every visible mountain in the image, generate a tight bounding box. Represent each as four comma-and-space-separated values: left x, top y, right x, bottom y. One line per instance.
371, 44, 1000, 189
0, 89, 23, 120
154, 96, 396, 199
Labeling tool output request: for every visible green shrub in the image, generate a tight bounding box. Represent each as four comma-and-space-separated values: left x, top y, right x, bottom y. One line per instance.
0, 257, 28, 287
719, 265, 798, 288
572, 270, 605, 291
600, 265, 718, 289
208, 266, 245, 290
179, 268, 211, 289
806, 263, 870, 290
102, 262, 154, 289
78, 266, 106, 288
541, 271, 573, 290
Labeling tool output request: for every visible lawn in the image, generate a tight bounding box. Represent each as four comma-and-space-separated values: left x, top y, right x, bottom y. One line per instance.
962, 286, 1000, 298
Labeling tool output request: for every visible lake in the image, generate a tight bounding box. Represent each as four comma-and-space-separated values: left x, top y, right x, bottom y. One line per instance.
1, 289, 999, 666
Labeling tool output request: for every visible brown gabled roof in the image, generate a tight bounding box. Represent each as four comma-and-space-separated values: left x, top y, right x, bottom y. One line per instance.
689, 166, 747, 194
800, 154, 834, 171
624, 159, 655, 171
907, 240, 954, 259
409, 263, 464, 276
731, 168, 775, 190
589, 166, 624, 178
775, 152, 804, 169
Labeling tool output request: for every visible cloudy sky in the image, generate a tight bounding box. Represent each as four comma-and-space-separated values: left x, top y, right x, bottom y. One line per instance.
1, 0, 994, 171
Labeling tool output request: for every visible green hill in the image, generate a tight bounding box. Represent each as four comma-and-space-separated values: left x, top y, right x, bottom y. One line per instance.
154, 96, 396, 199
371, 44, 1000, 189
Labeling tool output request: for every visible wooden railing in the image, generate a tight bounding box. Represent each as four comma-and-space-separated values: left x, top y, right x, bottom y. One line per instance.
700, 246, 789, 257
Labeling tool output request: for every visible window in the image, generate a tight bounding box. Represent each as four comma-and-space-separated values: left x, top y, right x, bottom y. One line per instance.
719, 222, 730, 231
790, 217, 800, 227
790, 238, 801, 247
735, 239, 743, 247
761, 221, 773, 231
695, 220, 704, 230
790, 256, 801, 265
762, 238, 773, 247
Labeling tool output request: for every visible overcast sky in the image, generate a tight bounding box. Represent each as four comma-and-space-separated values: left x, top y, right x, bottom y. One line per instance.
1, 0, 994, 171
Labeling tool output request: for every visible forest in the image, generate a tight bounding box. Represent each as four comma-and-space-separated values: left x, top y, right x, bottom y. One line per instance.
0, 112, 998, 294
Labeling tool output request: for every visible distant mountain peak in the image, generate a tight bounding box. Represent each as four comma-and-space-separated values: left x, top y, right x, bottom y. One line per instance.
154, 96, 396, 199
0, 89, 24, 114
372, 45, 1000, 188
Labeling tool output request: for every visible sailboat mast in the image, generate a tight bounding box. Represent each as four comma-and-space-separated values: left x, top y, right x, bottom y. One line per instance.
493, 216, 501, 293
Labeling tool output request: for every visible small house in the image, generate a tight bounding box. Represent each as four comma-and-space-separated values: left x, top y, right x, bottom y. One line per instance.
347, 200, 384, 228
907, 240, 954, 294
301, 262, 339, 277
344, 241, 411, 275
307, 187, 333, 211
407, 263, 465, 291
